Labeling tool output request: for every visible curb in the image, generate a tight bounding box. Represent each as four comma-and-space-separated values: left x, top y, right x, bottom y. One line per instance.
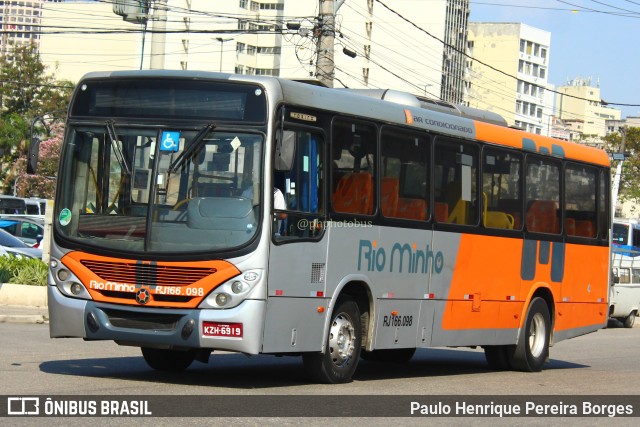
0, 283, 48, 307
0, 283, 48, 324
0, 314, 48, 324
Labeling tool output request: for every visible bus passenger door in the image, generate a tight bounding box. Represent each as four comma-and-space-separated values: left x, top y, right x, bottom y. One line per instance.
262, 127, 329, 353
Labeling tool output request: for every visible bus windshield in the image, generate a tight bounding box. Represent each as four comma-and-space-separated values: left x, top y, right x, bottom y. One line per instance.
56, 125, 263, 254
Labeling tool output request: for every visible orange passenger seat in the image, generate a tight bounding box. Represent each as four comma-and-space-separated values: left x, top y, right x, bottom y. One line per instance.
381, 177, 399, 217
575, 220, 595, 237
396, 198, 427, 220
525, 200, 557, 233
333, 172, 373, 214
565, 218, 576, 235
435, 202, 449, 222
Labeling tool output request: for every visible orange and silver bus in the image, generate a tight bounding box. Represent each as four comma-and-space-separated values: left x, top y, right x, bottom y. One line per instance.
46, 70, 610, 383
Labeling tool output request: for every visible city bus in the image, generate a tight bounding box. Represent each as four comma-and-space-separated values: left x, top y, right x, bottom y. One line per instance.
45, 70, 610, 383
0, 195, 27, 215
612, 218, 640, 251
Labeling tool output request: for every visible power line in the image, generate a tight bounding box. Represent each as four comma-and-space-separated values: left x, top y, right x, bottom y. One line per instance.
375, 0, 640, 108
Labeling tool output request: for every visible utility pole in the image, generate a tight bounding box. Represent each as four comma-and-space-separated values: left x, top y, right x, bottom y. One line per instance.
611, 124, 628, 217
315, 0, 335, 87
112, 1, 151, 68
150, 0, 168, 69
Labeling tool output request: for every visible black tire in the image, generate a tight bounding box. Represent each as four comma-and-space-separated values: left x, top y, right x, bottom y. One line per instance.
360, 348, 416, 363
507, 297, 551, 372
302, 297, 362, 384
483, 345, 512, 370
141, 347, 197, 372
624, 312, 636, 328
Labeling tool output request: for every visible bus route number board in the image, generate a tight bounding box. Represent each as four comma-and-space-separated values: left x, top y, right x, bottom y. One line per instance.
202, 321, 243, 338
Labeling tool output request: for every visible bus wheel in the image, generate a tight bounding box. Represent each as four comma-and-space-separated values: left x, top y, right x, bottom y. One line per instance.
361, 348, 416, 363
624, 312, 636, 328
302, 296, 362, 384
483, 345, 511, 370
508, 297, 550, 372
141, 347, 197, 372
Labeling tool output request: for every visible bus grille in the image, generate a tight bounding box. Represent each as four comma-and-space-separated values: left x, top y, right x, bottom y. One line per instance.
80, 260, 216, 287
99, 290, 193, 304
102, 308, 182, 330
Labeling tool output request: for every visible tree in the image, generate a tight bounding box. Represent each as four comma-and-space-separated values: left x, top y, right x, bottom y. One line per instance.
0, 43, 74, 195
0, 43, 73, 116
603, 126, 640, 203
12, 122, 62, 199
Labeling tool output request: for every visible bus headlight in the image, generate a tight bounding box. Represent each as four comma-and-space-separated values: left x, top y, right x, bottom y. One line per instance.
231, 281, 244, 294
49, 257, 92, 300
215, 293, 230, 306
70, 283, 84, 296
199, 269, 262, 309
57, 269, 71, 282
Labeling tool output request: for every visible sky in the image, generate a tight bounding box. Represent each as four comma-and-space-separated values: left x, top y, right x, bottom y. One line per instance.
469, 0, 640, 118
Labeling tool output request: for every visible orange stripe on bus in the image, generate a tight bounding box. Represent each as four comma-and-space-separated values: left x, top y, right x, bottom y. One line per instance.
474, 121, 610, 167
441, 234, 608, 331
62, 251, 241, 308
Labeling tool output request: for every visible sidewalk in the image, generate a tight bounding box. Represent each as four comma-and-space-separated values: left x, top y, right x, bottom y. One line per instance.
0, 304, 48, 324
0, 283, 48, 324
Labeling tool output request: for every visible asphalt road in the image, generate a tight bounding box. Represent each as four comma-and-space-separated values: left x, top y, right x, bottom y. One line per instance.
1, 320, 639, 426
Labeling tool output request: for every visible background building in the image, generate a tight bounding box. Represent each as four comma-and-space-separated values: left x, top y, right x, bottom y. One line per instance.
555, 77, 621, 146
0, 0, 44, 58
466, 22, 551, 135
39, 1, 141, 80
35, 0, 471, 104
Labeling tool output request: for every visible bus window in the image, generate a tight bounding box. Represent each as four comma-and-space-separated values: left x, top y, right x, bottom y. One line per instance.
565, 164, 597, 238
598, 170, 609, 240
0, 196, 27, 215
274, 129, 325, 240
482, 149, 522, 230
434, 138, 478, 225
380, 126, 429, 221
525, 157, 560, 234
613, 222, 630, 245
618, 268, 631, 284
331, 118, 376, 216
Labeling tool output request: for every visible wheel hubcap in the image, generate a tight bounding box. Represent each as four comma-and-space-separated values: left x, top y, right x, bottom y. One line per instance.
529, 312, 546, 357
328, 312, 356, 367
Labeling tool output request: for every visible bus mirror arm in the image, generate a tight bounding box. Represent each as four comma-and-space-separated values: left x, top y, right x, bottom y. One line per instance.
275, 129, 296, 171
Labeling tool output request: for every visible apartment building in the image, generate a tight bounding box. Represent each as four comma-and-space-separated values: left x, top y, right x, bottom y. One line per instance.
0, 0, 44, 57
36, 0, 470, 105
556, 77, 621, 141
466, 22, 551, 135
32, 1, 141, 80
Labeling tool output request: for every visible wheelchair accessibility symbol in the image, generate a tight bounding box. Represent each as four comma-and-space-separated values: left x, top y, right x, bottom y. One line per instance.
160, 131, 181, 152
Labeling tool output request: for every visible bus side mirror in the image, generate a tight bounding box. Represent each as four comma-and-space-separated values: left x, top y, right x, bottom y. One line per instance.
275, 130, 295, 171
27, 137, 40, 174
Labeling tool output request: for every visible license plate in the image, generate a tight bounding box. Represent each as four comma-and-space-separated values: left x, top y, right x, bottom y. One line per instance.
202, 321, 243, 337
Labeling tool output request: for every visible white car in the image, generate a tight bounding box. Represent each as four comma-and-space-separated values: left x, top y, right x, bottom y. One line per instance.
0, 228, 42, 259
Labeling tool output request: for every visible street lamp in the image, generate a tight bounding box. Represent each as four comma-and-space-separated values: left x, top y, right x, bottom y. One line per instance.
216, 37, 233, 72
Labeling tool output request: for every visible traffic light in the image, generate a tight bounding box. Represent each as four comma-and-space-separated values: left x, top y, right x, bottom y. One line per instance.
26, 136, 40, 175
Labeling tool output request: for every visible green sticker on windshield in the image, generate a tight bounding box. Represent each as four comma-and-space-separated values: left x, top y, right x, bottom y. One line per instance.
59, 208, 72, 226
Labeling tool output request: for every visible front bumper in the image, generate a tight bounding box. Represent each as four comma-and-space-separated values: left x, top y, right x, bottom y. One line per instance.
48, 285, 266, 354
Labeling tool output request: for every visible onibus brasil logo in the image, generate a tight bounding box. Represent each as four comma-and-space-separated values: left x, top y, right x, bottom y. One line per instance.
357, 239, 444, 274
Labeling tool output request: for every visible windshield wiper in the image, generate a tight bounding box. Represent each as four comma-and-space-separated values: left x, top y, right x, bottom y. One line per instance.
167, 123, 216, 173
105, 120, 131, 175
